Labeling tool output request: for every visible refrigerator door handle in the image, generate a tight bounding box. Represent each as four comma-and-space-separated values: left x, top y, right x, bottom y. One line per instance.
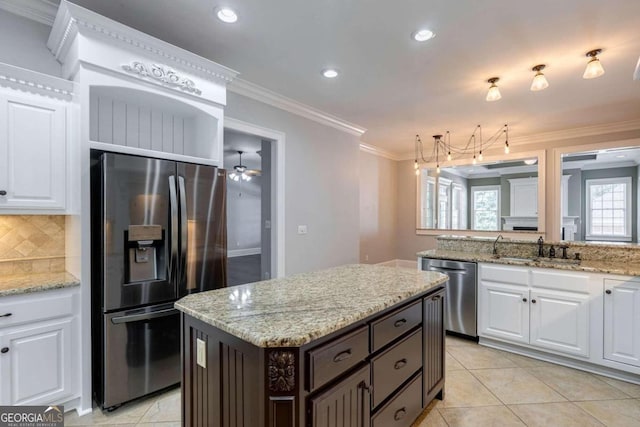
178, 175, 188, 289
110, 308, 179, 324
169, 175, 179, 284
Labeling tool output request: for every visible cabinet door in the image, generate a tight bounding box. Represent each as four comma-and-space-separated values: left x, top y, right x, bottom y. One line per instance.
423, 289, 444, 404
0, 94, 66, 210
604, 279, 640, 367
479, 281, 529, 344
510, 178, 538, 217
529, 288, 589, 357
310, 364, 370, 427
0, 318, 73, 405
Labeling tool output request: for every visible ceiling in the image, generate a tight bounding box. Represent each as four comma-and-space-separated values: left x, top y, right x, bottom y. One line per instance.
62, 1, 640, 155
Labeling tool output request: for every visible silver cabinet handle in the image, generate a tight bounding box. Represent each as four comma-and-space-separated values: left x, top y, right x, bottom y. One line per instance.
111, 308, 178, 324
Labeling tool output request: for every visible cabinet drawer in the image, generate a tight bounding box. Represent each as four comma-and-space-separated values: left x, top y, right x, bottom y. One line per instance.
308, 326, 369, 391
372, 328, 422, 408
480, 264, 529, 285
372, 372, 422, 427
371, 300, 422, 352
0, 292, 74, 329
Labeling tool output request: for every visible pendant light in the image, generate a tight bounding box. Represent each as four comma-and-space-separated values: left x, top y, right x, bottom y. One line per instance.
433, 135, 442, 174
486, 77, 501, 101
530, 64, 549, 91
446, 131, 452, 161
504, 125, 510, 154
583, 49, 605, 79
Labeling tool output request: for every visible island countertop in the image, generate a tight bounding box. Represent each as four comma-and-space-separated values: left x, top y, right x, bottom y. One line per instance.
175, 264, 447, 348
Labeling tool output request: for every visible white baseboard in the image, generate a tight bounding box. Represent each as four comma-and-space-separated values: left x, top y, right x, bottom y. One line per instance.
375, 259, 418, 269
228, 248, 262, 258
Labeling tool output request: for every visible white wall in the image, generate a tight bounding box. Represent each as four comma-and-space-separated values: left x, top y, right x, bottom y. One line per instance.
225, 92, 360, 275
0, 10, 61, 76
223, 131, 262, 255
359, 151, 397, 263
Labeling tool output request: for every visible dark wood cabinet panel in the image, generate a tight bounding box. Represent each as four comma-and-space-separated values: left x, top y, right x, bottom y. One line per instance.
371, 328, 422, 408
371, 372, 422, 427
423, 288, 445, 403
309, 364, 371, 427
371, 300, 422, 352
307, 326, 368, 392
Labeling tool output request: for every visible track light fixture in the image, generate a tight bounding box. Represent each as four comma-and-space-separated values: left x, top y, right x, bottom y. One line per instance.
530, 64, 549, 91
485, 77, 501, 101
583, 49, 605, 79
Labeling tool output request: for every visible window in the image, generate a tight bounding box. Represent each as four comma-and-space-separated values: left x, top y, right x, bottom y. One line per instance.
471, 185, 501, 230
438, 178, 451, 229
452, 184, 464, 229
586, 177, 632, 241
421, 176, 435, 228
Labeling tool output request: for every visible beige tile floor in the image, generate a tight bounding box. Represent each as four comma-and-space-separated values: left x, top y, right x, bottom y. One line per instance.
413, 336, 640, 427
64, 336, 640, 426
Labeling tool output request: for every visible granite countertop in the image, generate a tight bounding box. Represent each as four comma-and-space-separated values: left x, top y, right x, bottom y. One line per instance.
417, 249, 640, 276
175, 264, 447, 348
0, 272, 80, 297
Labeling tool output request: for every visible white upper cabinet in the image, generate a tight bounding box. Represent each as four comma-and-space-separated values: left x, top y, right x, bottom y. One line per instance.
509, 177, 538, 217
0, 91, 67, 212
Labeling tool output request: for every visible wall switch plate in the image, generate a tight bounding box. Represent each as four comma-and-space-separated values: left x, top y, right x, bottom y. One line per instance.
196, 338, 206, 368
297, 225, 308, 235
265, 220, 271, 229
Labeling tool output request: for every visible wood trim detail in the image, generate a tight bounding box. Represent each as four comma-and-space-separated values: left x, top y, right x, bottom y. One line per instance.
268, 351, 295, 392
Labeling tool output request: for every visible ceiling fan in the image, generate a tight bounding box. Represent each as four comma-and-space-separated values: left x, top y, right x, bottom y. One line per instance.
228, 150, 261, 181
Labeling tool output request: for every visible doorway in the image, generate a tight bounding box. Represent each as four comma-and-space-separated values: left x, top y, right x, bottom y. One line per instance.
223, 128, 274, 285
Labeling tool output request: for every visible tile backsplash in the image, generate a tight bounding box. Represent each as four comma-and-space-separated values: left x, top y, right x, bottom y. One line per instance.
0, 215, 66, 275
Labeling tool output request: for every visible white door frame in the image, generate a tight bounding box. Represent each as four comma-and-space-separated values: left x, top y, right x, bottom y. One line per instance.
224, 117, 285, 278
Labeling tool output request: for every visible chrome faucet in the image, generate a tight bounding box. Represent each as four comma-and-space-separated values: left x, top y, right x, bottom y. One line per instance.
493, 234, 504, 256
537, 236, 544, 257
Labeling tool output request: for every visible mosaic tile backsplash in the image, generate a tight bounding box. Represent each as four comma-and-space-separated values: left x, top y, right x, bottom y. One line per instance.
0, 215, 66, 275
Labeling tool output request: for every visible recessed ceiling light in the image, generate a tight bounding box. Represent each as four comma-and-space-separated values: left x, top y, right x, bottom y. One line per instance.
216, 7, 238, 23
616, 154, 627, 158
412, 29, 435, 42
322, 68, 339, 78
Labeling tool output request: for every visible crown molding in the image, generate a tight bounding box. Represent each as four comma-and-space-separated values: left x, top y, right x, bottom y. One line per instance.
394, 119, 640, 161
0, 61, 74, 100
47, 1, 239, 85
0, 0, 57, 26
228, 78, 366, 137
359, 143, 401, 161
510, 118, 640, 146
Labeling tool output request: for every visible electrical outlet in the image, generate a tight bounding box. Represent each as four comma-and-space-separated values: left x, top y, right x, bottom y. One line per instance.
365, 254, 369, 261
297, 225, 308, 235
196, 338, 206, 368
265, 220, 271, 229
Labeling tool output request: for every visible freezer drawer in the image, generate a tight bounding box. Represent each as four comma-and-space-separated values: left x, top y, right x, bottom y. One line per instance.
102, 303, 180, 409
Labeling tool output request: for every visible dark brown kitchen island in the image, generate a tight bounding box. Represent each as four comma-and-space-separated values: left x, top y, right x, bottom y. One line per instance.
175, 264, 447, 427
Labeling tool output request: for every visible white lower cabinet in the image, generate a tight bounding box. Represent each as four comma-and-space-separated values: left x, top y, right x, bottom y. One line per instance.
604, 278, 640, 368
0, 288, 79, 406
480, 281, 529, 344
479, 264, 591, 359
529, 288, 589, 357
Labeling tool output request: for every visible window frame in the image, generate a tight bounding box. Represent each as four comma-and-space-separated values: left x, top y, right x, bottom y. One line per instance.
470, 185, 501, 231
585, 176, 632, 242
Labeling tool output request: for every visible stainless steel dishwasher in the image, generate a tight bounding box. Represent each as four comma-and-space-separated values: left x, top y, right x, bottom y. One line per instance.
421, 258, 477, 338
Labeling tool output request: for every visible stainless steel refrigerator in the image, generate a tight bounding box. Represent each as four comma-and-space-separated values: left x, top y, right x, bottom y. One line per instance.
90, 152, 227, 410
